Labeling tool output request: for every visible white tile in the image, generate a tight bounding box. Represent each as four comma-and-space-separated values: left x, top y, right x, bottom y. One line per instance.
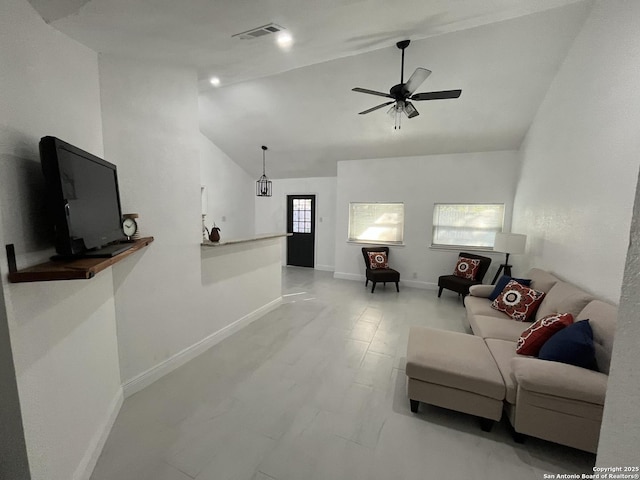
252, 472, 277, 480
357, 306, 383, 325
354, 351, 394, 390
368, 329, 400, 356
349, 321, 378, 343
194, 430, 275, 480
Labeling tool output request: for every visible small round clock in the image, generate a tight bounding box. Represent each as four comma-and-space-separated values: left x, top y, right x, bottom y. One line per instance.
122, 215, 138, 240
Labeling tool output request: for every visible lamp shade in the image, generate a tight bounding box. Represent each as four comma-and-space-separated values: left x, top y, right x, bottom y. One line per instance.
493, 233, 526, 254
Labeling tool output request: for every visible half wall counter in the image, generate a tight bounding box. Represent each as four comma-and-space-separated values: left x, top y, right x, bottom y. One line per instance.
200, 232, 290, 287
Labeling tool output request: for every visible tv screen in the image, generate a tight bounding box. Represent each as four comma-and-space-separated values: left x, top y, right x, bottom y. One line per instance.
40, 136, 131, 258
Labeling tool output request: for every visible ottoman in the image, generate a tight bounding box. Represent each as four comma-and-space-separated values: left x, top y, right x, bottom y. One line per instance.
406, 326, 505, 431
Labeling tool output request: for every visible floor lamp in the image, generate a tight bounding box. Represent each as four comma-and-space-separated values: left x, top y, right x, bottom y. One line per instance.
491, 233, 527, 284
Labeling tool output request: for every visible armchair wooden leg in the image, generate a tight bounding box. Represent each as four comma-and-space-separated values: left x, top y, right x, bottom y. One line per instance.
410, 399, 419, 413
438, 287, 443, 297
395, 282, 399, 292
371, 282, 376, 293
365, 279, 368, 286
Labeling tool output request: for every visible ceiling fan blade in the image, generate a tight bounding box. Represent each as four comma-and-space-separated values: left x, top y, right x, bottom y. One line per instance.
352, 87, 393, 99
359, 101, 395, 115
411, 89, 462, 101
403, 101, 419, 119
404, 68, 431, 95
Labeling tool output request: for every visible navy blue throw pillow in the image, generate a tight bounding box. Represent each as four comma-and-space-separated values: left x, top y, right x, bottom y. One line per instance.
488, 275, 532, 301
538, 320, 598, 370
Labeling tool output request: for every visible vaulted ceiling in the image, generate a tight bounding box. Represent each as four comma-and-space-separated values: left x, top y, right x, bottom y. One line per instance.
29, 0, 593, 178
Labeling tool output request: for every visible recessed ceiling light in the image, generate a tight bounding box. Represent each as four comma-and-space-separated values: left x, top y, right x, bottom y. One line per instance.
276, 32, 293, 49
209, 76, 221, 87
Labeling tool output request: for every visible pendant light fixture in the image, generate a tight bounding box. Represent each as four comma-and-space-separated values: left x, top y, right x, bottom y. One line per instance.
256, 145, 272, 197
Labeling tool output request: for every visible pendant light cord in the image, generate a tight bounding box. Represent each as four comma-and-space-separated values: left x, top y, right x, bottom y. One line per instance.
262, 147, 266, 175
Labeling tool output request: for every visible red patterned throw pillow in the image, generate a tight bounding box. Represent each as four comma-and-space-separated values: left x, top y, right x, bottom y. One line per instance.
491, 279, 546, 322
453, 257, 481, 280
368, 251, 388, 269
516, 313, 574, 356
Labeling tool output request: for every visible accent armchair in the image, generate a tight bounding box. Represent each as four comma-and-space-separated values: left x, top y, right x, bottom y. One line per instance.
437, 252, 491, 298
361, 247, 400, 293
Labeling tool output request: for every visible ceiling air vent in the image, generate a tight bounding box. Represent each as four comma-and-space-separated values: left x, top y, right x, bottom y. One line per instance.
232, 23, 284, 40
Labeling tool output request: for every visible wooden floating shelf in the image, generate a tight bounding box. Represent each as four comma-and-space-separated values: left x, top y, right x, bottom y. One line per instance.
8, 237, 154, 283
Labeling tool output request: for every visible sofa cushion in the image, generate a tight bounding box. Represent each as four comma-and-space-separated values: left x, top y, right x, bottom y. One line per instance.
488, 275, 532, 301
527, 268, 560, 293
367, 251, 388, 269
469, 315, 531, 342
491, 280, 545, 322
453, 257, 481, 280
465, 295, 511, 319
538, 320, 598, 370
535, 281, 594, 321
516, 313, 574, 356
511, 356, 607, 405
485, 338, 518, 404
578, 300, 617, 374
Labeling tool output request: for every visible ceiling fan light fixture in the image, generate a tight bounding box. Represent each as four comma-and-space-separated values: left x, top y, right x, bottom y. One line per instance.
403, 101, 418, 118
388, 102, 403, 130
256, 145, 272, 197
352, 39, 461, 130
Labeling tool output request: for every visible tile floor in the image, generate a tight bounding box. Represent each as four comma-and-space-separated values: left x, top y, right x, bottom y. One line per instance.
90, 267, 595, 480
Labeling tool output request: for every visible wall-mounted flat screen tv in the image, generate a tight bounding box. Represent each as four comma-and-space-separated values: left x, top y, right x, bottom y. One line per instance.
40, 136, 133, 258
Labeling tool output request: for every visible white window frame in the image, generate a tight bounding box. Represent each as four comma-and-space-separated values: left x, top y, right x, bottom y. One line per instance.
348, 202, 405, 245
431, 203, 505, 250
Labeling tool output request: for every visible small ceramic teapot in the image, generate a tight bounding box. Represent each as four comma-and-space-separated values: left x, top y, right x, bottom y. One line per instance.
209, 223, 221, 242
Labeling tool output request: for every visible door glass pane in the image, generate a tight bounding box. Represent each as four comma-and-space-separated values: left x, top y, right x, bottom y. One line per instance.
292, 197, 313, 233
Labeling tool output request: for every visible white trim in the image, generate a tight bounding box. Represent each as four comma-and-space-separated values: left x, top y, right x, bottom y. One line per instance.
315, 264, 334, 272
333, 272, 364, 282
401, 280, 438, 290
74, 388, 124, 480
122, 297, 283, 397
333, 272, 437, 291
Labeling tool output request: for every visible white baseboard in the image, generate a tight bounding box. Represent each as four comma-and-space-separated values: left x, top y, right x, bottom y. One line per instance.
333, 272, 438, 290
333, 272, 364, 282
315, 264, 334, 272
74, 388, 124, 480
122, 297, 283, 397
400, 280, 438, 290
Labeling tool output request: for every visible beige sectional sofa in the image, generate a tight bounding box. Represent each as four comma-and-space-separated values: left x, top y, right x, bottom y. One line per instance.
465, 268, 617, 453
